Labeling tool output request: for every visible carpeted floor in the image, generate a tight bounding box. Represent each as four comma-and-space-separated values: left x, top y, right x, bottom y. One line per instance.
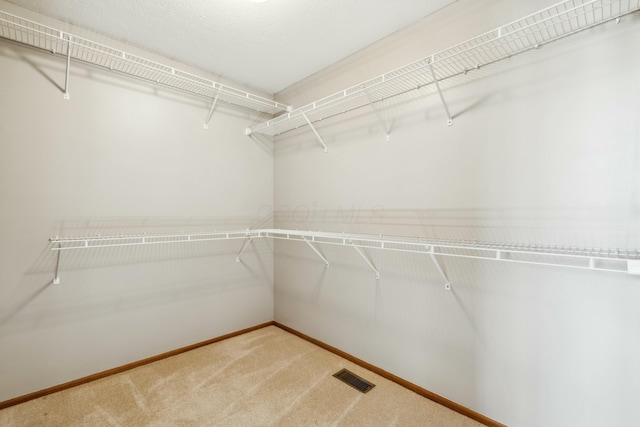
0, 325, 483, 426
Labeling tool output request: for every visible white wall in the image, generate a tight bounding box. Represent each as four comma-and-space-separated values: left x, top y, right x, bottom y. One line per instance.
273, 1, 640, 426
0, 2, 273, 402
2, 1, 639, 424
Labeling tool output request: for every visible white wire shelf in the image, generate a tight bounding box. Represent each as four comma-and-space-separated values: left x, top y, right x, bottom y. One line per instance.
248, 0, 640, 137
49, 230, 263, 250
0, 10, 290, 115
50, 229, 640, 284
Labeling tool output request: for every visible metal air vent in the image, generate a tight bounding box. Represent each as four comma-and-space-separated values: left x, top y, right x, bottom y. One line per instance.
333, 368, 375, 394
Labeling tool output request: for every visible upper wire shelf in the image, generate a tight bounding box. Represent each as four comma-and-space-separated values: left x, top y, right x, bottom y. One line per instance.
249, 0, 640, 136
0, 10, 290, 115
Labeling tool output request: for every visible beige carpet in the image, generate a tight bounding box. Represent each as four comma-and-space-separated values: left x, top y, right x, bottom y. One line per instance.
0, 326, 483, 426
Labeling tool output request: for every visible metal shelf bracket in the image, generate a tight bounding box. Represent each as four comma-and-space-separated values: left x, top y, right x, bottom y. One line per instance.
428, 246, 451, 290
203, 88, 221, 129
53, 241, 61, 284
303, 237, 330, 268
364, 88, 390, 141
236, 237, 254, 263
352, 243, 380, 279
428, 59, 452, 127
301, 112, 328, 153
63, 34, 71, 100
245, 128, 269, 151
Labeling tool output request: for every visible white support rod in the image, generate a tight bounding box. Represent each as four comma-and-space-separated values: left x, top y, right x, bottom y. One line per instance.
245, 132, 274, 154
428, 250, 451, 290
303, 237, 330, 268
427, 62, 452, 126
352, 244, 380, 279
53, 243, 61, 284
204, 89, 221, 129
364, 88, 390, 141
63, 35, 72, 100
301, 112, 328, 153
235, 237, 253, 263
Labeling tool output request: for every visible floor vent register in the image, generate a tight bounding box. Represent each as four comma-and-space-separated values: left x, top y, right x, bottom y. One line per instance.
333, 368, 375, 393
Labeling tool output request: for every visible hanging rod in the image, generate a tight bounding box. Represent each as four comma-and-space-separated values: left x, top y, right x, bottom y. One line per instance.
50, 228, 640, 277
0, 10, 290, 115
248, 0, 640, 138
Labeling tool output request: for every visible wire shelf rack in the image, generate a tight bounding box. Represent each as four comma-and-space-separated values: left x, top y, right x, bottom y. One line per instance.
49, 230, 263, 250
0, 10, 290, 115
249, 0, 640, 137
50, 229, 640, 283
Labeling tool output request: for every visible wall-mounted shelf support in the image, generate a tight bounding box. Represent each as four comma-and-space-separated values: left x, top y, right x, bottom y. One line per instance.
364, 88, 390, 141
244, 128, 273, 153
428, 59, 452, 126
63, 34, 71, 100
236, 237, 254, 263
53, 242, 61, 284
203, 89, 221, 129
301, 112, 328, 153
303, 237, 330, 268
428, 247, 451, 290
352, 243, 380, 279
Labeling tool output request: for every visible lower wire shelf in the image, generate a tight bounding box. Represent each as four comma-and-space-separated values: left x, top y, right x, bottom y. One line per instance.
49, 228, 640, 285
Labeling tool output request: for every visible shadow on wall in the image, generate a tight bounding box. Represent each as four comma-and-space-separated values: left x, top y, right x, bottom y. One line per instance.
0, 215, 274, 333
272, 205, 638, 343
16, 48, 65, 93
272, 235, 492, 400
272, 206, 636, 248
1, 271, 265, 334
0, 244, 53, 328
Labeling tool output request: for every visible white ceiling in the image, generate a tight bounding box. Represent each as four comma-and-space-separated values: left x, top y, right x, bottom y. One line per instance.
6, 0, 456, 94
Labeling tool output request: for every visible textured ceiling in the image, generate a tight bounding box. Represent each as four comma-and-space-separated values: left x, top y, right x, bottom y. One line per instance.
6, 0, 456, 94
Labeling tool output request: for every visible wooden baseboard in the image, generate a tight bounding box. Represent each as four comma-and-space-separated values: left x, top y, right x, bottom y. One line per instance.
0, 321, 274, 410
274, 322, 507, 427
